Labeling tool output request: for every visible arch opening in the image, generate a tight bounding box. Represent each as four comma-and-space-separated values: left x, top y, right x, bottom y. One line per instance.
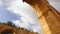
1, 29, 13, 34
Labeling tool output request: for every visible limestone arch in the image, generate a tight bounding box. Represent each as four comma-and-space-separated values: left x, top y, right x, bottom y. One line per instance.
23, 0, 60, 34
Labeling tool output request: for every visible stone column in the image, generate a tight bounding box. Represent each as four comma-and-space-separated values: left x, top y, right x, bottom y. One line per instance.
23, 0, 60, 34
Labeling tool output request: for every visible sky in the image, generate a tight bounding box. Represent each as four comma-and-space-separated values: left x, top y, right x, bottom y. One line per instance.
0, 0, 41, 34
48, 0, 60, 12
0, 0, 60, 34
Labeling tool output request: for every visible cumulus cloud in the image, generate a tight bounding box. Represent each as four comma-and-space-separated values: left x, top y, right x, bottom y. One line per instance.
3, 0, 41, 33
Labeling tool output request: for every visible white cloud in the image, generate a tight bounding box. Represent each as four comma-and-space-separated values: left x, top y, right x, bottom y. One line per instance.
6, 0, 41, 33
12, 17, 30, 29
0, 0, 3, 6
7, 0, 40, 25
32, 26, 42, 33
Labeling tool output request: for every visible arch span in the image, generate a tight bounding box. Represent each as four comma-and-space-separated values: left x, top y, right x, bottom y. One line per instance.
23, 0, 60, 34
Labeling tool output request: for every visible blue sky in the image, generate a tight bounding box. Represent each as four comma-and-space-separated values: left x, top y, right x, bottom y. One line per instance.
0, 6, 20, 22
0, 0, 60, 34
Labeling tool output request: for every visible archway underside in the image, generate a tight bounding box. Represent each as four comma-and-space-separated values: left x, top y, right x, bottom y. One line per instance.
23, 0, 60, 34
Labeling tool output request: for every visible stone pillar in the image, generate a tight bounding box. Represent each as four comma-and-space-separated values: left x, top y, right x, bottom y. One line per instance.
23, 0, 60, 34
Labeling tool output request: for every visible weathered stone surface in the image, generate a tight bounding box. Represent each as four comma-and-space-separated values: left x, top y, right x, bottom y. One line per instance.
0, 23, 38, 34
23, 0, 60, 34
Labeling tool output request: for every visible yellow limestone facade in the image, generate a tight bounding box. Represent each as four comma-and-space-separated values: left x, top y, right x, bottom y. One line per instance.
23, 0, 60, 34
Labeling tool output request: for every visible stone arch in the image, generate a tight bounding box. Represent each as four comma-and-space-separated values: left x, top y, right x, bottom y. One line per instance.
0, 27, 17, 34
23, 0, 60, 34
